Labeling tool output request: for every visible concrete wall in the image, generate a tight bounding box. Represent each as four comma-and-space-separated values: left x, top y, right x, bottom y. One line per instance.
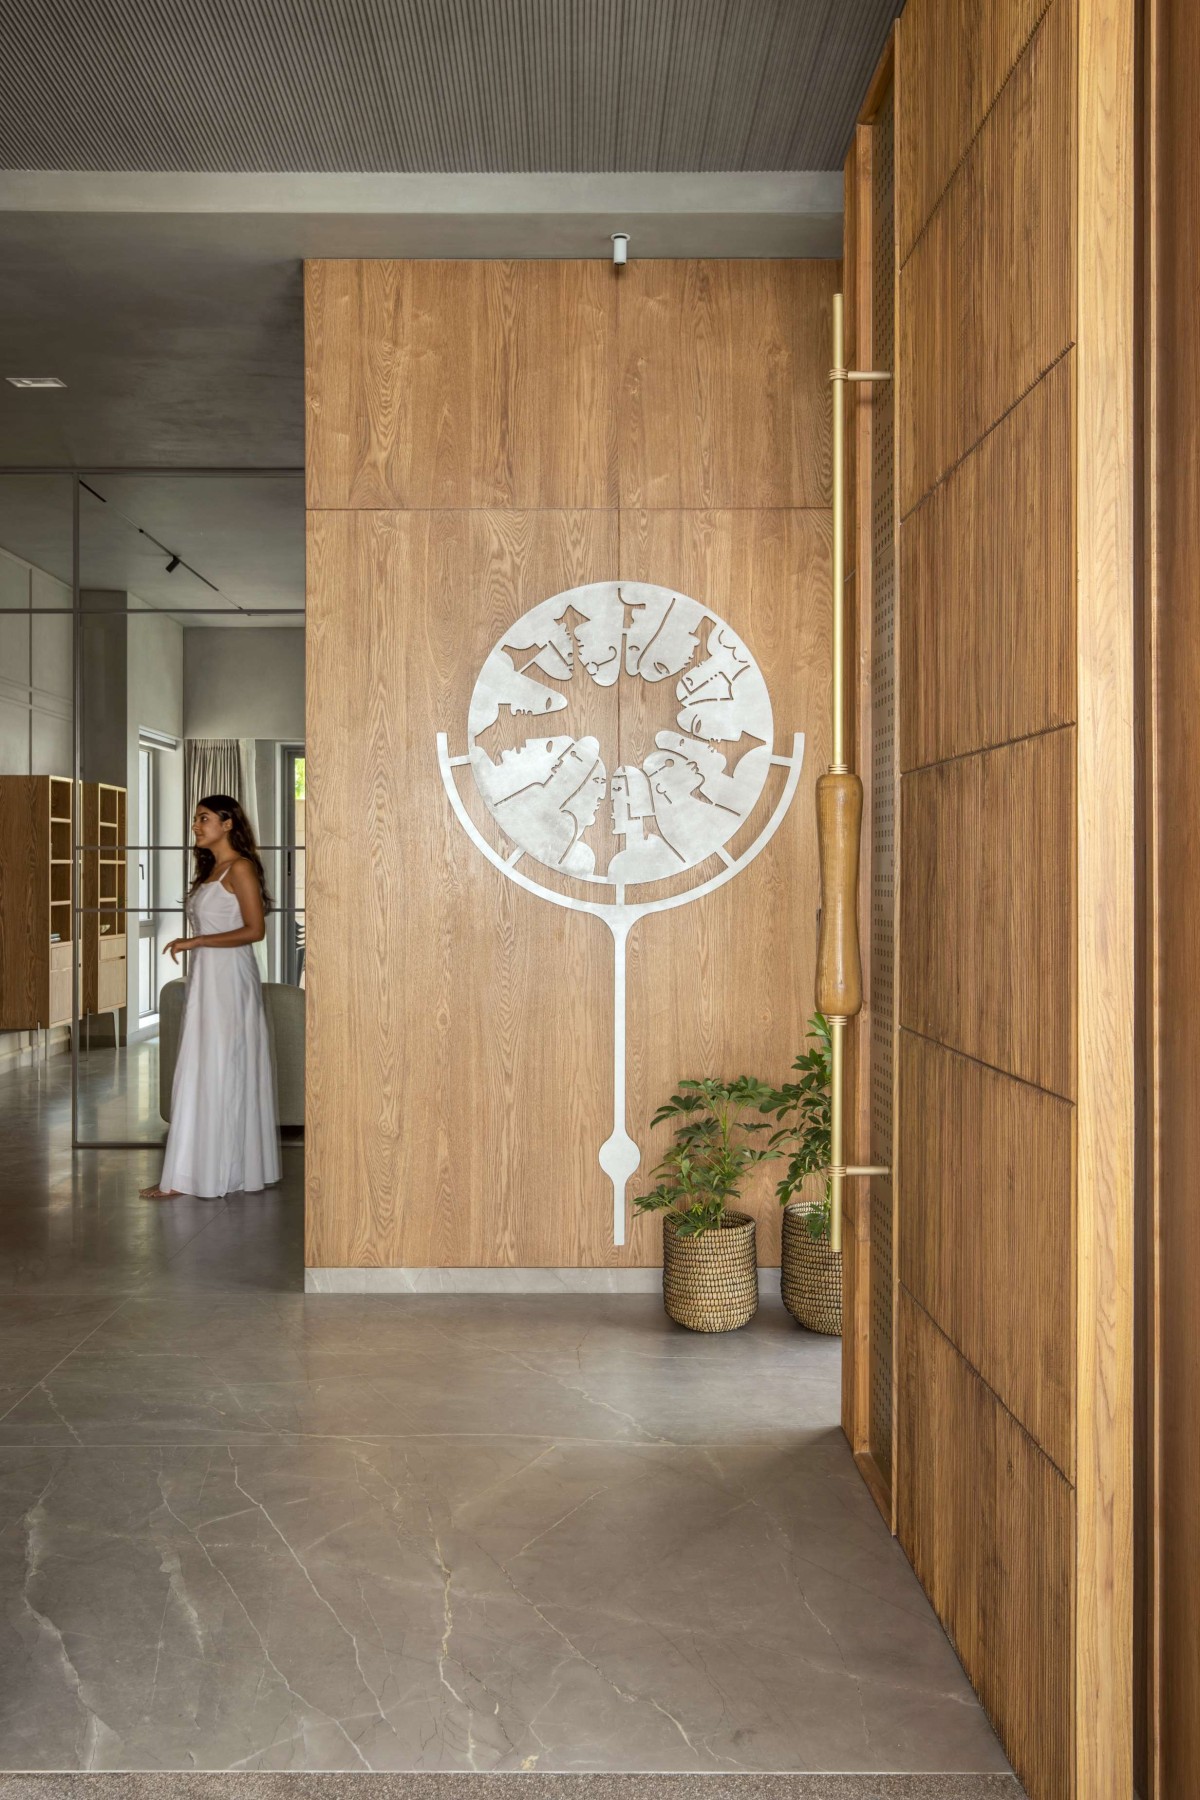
0, 546, 71, 779
183, 627, 304, 740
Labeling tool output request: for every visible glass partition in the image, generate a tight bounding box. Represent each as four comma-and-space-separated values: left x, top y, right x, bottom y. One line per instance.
0, 474, 76, 1096
73, 471, 305, 1147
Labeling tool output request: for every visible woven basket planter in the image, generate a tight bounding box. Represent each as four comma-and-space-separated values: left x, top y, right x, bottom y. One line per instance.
780, 1202, 842, 1336
662, 1210, 758, 1333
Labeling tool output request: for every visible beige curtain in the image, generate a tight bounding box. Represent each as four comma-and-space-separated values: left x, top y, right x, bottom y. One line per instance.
184, 739, 258, 837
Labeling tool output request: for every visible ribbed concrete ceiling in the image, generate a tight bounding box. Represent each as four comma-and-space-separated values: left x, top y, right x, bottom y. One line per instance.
0, 0, 900, 174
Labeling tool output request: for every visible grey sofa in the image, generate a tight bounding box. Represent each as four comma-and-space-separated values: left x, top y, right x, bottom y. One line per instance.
158, 978, 305, 1127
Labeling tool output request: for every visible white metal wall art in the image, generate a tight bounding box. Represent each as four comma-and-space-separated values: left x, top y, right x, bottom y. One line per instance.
437, 581, 804, 1245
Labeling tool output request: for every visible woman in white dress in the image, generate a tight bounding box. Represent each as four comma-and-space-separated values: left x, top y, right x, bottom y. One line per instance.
140, 794, 281, 1200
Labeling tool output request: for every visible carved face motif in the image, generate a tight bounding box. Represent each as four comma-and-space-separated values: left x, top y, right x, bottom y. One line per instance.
468, 582, 773, 886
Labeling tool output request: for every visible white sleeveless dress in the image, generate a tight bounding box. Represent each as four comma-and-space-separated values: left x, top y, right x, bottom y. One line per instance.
159, 871, 281, 1198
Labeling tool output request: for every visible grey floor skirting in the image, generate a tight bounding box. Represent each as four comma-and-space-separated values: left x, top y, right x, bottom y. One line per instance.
0, 1775, 1027, 1799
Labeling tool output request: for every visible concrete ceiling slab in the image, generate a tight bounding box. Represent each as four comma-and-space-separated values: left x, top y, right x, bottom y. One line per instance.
0, 173, 843, 470
0, 472, 304, 626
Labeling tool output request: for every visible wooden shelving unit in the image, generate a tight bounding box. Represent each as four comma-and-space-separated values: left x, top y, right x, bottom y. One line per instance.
0, 775, 75, 1030
81, 781, 127, 1019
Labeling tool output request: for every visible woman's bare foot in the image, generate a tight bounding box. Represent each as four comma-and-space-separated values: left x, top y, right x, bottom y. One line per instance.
139, 1185, 182, 1199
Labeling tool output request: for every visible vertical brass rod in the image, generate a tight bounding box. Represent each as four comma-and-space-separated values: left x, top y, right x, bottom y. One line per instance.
830, 1015, 846, 1254
829, 292, 848, 1253
830, 292, 847, 775
823, 292, 889, 1253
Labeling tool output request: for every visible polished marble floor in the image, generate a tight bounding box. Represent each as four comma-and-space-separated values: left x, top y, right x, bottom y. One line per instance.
0, 1052, 1014, 1780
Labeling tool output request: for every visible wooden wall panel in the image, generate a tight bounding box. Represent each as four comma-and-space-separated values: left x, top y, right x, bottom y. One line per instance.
1149, 2, 1200, 1788
306, 258, 836, 1272
306, 508, 623, 1270
618, 260, 836, 510
900, 730, 1076, 1097
899, 1028, 1075, 1476
899, 353, 1075, 770
1073, 0, 1135, 1786
621, 508, 832, 1267
895, 0, 1050, 260
897, 0, 1075, 515
892, 0, 1134, 1786
898, 1289, 1074, 1800
305, 260, 618, 511
842, 73, 901, 1523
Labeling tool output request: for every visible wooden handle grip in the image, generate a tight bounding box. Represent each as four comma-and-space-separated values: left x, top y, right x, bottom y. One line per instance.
815, 771, 863, 1017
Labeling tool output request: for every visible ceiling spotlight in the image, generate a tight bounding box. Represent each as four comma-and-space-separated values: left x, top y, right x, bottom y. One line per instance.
611, 232, 629, 268
165, 555, 181, 573
6, 375, 66, 389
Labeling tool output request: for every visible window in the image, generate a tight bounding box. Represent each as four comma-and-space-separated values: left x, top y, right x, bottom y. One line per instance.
281, 746, 305, 986
136, 741, 159, 1020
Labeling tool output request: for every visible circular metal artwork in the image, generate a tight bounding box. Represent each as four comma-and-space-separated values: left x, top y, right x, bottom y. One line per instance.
465, 582, 773, 887
439, 578, 804, 1245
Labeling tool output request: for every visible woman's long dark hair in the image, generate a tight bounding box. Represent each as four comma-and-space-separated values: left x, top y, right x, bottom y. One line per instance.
190, 794, 273, 914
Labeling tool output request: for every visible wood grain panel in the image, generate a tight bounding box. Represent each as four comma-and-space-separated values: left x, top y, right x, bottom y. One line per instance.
620, 508, 832, 1267
618, 260, 835, 511
897, 0, 1075, 515
305, 258, 836, 1276
899, 1028, 1075, 1475
895, 0, 1051, 261
305, 261, 617, 511
900, 731, 1075, 1096
1073, 0, 1136, 1787
898, 1288, 1073, 1800
893, 0, 1134, 1781
899, 354, 1075, 770
1151, 2, 1200, 1788
306, 508, 626, 1270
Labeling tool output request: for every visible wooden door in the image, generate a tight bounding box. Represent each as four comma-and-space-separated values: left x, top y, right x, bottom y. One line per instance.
849, 1, 1136, 1796
1141, 0, 1200, 1790
840, 56, 901, 1527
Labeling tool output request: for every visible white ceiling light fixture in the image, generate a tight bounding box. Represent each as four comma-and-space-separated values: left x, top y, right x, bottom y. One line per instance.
6, 375, 66, 388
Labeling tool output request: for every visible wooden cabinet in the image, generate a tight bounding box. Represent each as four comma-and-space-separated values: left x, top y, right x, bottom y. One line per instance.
0, 775, 75, 1030
0, 777, 130, 1029
81, 782, 127, 1018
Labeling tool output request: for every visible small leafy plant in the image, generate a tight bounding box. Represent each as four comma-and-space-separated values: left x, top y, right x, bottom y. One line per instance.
765, 1012, 834, 1240
633, 1076, 782, 1237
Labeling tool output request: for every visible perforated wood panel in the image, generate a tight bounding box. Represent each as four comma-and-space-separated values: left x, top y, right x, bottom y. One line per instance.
869, 88, 897, 1492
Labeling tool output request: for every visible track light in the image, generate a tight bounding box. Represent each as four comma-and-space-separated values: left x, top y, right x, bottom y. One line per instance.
165, 555, 181, 573
611, 232, 629, 268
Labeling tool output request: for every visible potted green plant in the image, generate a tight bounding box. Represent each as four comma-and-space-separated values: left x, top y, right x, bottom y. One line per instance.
634, 1076, 781, 1332
766, 1013, 841, 1334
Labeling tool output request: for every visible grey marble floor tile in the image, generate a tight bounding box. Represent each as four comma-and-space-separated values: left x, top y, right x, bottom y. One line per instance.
0, 1055, 1016, 1782
0, 1437, 1010, 1775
